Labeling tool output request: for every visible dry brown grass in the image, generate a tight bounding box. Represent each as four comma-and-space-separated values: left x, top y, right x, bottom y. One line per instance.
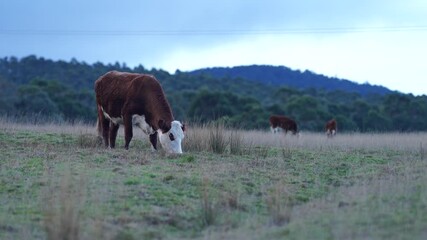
229, 130, 244, 155
2, 119, 425, 153
241, 130, 427, 152
182, 122, 427, 154
0, 118, 94, 135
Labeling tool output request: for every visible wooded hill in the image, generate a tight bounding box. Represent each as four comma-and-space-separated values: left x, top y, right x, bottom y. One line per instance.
1, 55, 426, 132
190, 65, 392, 96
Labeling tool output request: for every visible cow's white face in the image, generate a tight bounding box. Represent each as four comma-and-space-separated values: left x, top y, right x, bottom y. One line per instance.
158, 120, 185, 154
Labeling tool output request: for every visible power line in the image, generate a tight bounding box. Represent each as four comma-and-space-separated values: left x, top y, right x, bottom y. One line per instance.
1, 26, 427, 36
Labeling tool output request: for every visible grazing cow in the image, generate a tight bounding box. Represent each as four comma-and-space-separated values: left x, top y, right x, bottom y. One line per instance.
95, 71, 185, 154
325, 119, 337, 137
269, 115, 298, 135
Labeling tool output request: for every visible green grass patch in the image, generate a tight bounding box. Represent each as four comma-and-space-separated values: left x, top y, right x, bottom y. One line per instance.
0, 127, 426, 239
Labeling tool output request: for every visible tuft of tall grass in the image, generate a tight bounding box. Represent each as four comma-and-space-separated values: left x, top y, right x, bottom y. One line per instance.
281, 147, 293, 160
182, 123, 209, 152
265, 184, 291, 226
43, 169, 85, 240
208, 121, 228, 154
220, 189, 240, 210
229, 130, 244, 155
184, 122, 246, 155
77, 133, 100, 148
200, 177, 216, 226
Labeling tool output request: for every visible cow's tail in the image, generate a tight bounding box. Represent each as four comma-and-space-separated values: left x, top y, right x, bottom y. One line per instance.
96, 118, 101, 137
96, 104, 104, 143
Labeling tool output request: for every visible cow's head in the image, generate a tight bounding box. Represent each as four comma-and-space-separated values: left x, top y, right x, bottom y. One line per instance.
158, 120, 185, 154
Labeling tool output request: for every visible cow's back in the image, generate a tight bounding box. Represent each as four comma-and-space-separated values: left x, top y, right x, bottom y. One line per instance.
95, 71, 141, 105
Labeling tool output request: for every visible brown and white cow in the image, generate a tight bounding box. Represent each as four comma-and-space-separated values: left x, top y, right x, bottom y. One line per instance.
269, 115, 298, 135
95, 71, 185, 154
325, 119, 337, 137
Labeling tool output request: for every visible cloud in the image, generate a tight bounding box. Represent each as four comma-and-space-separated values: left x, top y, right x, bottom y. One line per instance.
159, 29, 427, 95
1, 0, 426, 95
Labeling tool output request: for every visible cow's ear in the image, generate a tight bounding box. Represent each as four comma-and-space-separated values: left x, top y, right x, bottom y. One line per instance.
158, 119, 168, 133
181, 123, 186, 132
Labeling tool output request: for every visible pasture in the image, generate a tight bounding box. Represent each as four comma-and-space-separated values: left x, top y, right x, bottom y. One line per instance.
0, 120, 426, 239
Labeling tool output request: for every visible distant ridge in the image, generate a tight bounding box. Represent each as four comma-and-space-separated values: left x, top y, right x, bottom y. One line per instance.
189, 65, 393, 95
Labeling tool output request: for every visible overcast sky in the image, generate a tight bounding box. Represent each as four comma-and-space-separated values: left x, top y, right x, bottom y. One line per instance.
1, 0, 426, 95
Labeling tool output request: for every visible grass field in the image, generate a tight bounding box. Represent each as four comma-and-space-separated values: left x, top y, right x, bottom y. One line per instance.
0, 120, 426, 239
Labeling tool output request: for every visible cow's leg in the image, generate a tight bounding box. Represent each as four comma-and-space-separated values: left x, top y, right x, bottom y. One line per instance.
271, 125, 280, 133
109, 123, 120, 148
149, 132, 158, 151
270, 126, 275, 133
123, 114, 133, 150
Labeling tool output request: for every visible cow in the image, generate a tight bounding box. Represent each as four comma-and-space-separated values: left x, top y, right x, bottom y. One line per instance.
269, 115, 298, 135
95, 71, 185, 154
325, 119, 337, 137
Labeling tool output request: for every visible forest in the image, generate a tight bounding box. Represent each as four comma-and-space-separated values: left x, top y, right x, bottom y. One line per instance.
1, 55, 426, 132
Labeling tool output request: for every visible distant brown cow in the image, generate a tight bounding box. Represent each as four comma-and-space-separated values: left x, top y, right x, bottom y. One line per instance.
95, 71, 185, 153
269, 115, 298, 135
325, 119, 337, 137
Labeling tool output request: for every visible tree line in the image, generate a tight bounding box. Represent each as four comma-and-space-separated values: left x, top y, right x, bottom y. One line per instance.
1, 55, 426, 132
